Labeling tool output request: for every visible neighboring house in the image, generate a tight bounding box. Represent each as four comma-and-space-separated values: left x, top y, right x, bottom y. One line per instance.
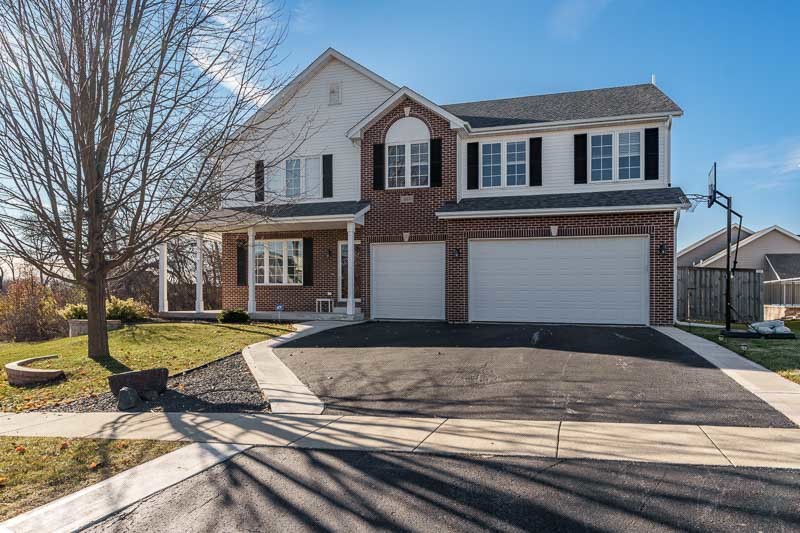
678, 225, 800, 271
164, 48, 688, 326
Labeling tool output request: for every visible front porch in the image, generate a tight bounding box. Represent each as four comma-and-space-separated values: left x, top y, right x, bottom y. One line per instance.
156, 201, 369, 319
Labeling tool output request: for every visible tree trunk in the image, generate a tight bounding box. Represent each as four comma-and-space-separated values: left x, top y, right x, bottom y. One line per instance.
86, 276, 110, 360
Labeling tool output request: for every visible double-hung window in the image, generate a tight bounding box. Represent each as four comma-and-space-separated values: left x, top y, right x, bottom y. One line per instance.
505, 141, 527, 186
254, 239, 303, 285
285, 159, 301, 197
618, 132, 641, 180
481, 143, 502, 187
590, 134, 613, 181
386, 141, 429, 189
481, 141, 526, 187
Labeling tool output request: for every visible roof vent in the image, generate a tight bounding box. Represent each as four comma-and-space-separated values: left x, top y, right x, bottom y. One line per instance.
651, 74, 656, 85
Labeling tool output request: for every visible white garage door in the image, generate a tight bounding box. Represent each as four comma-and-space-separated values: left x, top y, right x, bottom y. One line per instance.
371, 242, 445, 320
469, 236, 649, 325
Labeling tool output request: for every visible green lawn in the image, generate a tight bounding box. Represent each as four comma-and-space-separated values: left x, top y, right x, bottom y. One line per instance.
0, 322, 292, 411
679, 320, 800, 385
0, 436, 183, 520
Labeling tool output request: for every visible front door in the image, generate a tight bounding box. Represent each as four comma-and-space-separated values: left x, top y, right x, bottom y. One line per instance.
338, 241, 361, 303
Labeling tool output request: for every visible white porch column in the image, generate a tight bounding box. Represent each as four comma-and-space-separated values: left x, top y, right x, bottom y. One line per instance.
195, 235, 204, 312
247, 227, 256, 314
158, 242, 168, 313
346, 222, 355, 316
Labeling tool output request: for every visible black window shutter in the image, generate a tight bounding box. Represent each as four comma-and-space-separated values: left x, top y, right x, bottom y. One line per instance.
574, 134, 587, 184
529, 137, 542, 186
372, 144, 385, 190
322, 154, 333, 197
430, 138, 442, 187
302, 238, 313, 286
467, 142, 479, 189
236, 241, 247, 286
644, 128, 659, 180
254, 160, 265, 202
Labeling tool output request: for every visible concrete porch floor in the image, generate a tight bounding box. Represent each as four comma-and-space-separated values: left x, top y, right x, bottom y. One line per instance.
158, 310, 364, 322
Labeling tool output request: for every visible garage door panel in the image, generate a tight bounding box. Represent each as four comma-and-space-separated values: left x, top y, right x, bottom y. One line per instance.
469, 237, 648, 325
371, 243, 445, 320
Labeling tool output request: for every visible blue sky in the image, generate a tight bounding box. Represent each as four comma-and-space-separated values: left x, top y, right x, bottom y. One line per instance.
279, 0, 799, 248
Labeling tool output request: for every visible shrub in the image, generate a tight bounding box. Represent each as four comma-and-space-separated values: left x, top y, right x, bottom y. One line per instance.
0, 278, 66, 341
60, 303, 88, 320
105, 297, 151, 322
217, 309, 250, 324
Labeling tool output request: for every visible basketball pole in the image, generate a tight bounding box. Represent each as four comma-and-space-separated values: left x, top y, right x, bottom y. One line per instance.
711, 189, 741, 332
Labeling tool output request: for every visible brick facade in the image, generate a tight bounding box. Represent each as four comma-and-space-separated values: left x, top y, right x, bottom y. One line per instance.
444, 212, 675, 325
219, 95, 676, 325
221, 228, 360, 312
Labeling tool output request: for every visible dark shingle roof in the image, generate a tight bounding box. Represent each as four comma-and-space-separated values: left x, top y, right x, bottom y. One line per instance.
231, 200, 369, 218
442, 84, 682, 128
766, 254, 800, 280
438, 187, 687, 214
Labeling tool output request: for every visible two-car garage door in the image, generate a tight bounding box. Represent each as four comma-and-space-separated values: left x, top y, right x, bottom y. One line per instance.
369, 236, 650, 325
469, 236, 649, 325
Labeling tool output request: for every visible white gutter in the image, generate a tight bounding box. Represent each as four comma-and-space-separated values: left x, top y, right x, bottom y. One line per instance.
464, 112, 681, 137
436, 204, 682, 219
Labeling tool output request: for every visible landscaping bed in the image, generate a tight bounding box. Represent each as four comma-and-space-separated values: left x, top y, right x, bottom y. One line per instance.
0, 436, 183, 521
1, 322, 291, 411
46, 353, 269, 413
678, 320, 800, 385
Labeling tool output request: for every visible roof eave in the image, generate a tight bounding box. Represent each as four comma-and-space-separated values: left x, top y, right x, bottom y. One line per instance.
461, 111, 682, 136
435, 203, 683, 220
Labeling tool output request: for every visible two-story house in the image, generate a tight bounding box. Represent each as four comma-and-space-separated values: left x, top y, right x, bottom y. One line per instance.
161, 48, 687, 326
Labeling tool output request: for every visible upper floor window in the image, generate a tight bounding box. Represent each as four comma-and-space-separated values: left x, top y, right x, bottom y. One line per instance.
385, 116, 431, 189
255, 239, 303, 285
590, 134, 613, 181
480, 140, 527, 188
285, 159, 301, 197
328, 81, 342, 105
481, 143, 502, 187
506, 141, 527, 186
618, 132, 641, 180
387, 144, 406, 188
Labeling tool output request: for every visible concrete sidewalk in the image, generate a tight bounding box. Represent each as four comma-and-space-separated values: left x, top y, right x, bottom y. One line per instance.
2, 411, 800, 469
242, 320, 360, 414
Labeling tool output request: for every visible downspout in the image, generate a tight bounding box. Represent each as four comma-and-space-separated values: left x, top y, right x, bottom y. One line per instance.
674, 207, 681, 324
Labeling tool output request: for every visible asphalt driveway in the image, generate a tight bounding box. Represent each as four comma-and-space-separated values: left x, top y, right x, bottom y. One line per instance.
275, 322, 795, 427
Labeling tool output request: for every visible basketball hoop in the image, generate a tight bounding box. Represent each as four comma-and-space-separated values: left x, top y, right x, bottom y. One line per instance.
707, 162, 717, 208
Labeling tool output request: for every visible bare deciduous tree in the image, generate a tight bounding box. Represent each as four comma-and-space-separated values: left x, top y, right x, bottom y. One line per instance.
0, 0, 309, 358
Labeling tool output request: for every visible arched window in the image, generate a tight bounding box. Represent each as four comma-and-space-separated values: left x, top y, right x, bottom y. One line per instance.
384, 117, 430, 189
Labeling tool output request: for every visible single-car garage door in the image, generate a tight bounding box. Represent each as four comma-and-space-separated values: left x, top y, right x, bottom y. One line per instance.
469, 236, 649, 325
371, 242, 445, 320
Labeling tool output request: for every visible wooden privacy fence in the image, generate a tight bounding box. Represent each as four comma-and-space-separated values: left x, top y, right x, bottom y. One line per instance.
676, 267, 763, 323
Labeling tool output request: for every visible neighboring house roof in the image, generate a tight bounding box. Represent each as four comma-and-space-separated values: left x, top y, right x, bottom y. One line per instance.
437, 187, 687, 218
230, 200, 370, 219
699, 225, 800, 267
764, 254, 800, 281
346, 86, 469, 140
677, 224, 755, 260
441, 84, 683, 129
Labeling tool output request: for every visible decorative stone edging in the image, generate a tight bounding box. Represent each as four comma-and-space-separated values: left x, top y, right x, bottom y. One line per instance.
68, 319, 123, 338
5, 355, 65, 386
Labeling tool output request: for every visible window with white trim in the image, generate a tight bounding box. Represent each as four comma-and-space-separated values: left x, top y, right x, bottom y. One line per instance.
285, 159, 301, 197
590, 134, 613, 181
254, 239, 303, 285
481, 142, 502, 187
410, 142, 429, 187
618, 132, 641, 180
386, 141, 429, 189
506, 141, 527, 186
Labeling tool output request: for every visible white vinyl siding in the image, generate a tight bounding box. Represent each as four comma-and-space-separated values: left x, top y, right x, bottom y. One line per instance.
371, 242, 445, 320
468, 236, 649, 325
222, 57, 394, 207
461, 122, 668, 198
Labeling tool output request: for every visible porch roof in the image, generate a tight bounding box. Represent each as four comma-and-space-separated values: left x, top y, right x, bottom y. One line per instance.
191, 201, 370, 233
